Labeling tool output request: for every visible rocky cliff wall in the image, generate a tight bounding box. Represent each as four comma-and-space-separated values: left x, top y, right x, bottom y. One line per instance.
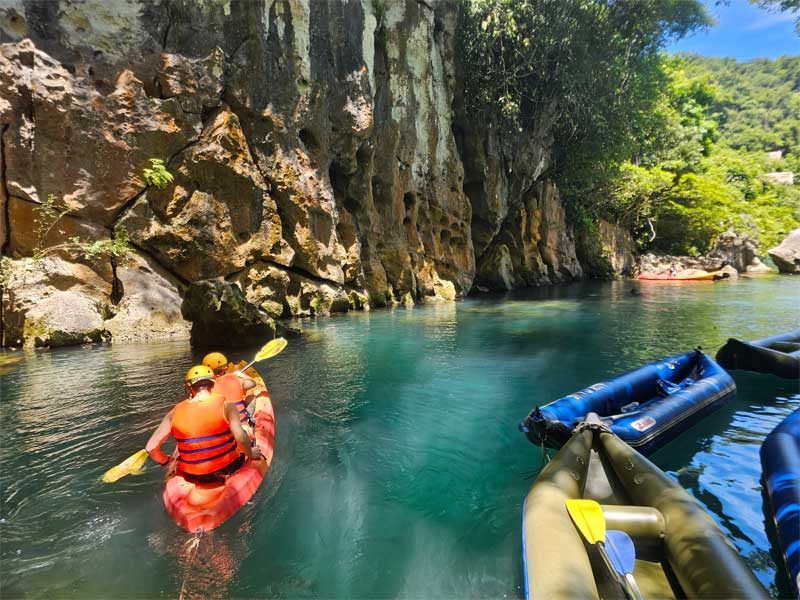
0, 0, 590, 348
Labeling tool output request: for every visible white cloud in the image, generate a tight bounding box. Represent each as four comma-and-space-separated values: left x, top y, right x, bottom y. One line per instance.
744, 11, 797, 32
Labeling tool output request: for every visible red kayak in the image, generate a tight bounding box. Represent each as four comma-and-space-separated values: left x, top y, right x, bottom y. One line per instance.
163, 390, 275, 532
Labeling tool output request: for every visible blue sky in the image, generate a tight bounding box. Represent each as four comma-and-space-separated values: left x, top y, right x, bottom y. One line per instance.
668, 0, 799, 60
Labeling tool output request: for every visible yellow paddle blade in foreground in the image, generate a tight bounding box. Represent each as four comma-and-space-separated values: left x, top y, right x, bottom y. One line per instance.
102, 448, 149, 483
255, 338, 287, 362
565, 499, 606, 544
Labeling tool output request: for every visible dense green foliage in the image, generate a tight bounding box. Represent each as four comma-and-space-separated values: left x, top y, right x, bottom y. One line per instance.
621, 56, 800, 254
458, 1, 799, 256
683, 55, 800, 153
457, 0, 710, 186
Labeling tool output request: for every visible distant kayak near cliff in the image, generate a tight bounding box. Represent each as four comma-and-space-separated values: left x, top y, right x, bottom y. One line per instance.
638, 269, 731, 281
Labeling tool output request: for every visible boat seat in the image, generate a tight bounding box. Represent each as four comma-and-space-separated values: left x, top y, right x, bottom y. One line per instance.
602, 504, 666, 559
656, 377, 694, 397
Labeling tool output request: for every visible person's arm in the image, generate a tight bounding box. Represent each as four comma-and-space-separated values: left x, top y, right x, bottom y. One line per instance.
224, 402, 261, 459
145, 409, 174, 466
234, 370, 257, 391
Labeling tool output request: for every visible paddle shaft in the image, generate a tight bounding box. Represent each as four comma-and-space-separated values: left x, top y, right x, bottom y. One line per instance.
624, 573, 644, 600
597, 542, 636, 600
239, 359, 257, 373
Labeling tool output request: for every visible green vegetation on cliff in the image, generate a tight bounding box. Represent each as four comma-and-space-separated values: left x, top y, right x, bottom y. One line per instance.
458, 0, 710, 183
623, 55, 800, 254
458, 0, 799, 255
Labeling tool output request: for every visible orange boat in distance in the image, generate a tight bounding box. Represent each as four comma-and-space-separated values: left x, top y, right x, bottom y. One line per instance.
638, 269, 731, 281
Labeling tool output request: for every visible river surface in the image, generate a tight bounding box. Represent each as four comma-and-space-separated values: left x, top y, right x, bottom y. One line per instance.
1, 276, 798, 599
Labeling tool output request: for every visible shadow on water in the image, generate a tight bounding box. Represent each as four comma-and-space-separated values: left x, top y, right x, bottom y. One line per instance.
0, 275, 798, 597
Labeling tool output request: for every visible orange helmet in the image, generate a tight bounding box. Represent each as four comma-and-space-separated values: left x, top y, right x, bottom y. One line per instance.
184, 364, 215, 386
202, 352, 228, 372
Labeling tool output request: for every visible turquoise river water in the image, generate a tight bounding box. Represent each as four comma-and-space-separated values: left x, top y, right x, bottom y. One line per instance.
1, 276, 799, 599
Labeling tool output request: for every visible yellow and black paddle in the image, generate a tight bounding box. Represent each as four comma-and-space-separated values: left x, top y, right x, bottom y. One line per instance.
565, 499, 643, 600
101, 338, 288, 483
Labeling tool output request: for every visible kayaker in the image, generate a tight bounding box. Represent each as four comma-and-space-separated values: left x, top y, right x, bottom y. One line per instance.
203, 351, 256, 420
145, 365, 261, 481
203, 351, 268, 426
202, 351, 236, 377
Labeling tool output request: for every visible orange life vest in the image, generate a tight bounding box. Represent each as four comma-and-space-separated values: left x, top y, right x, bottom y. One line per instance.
214, 373, 250, 424
172, 392, 240, 476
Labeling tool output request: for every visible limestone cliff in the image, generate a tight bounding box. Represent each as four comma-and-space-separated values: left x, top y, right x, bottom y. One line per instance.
0, 0, 591, 348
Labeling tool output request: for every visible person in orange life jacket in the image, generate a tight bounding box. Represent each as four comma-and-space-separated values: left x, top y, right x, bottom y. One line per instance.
145, 365, 261, 482
202, 351, 262, 426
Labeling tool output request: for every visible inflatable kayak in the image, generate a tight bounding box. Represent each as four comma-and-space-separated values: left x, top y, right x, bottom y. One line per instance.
760, 407, 800, 598
521, 417, 770, 599
520, 349, 734, 455
638, 269, 730, 281
716, 329, 800, 380
163, 371, 275, 532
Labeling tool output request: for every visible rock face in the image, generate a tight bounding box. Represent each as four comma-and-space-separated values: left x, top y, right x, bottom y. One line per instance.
638, 253, 726, 275
709, 231, 771, 274
0, 0, 603, 347
598, 220, 636, 276
473, 181, 582, 290
1, 251, 188, 348
769, 229, 800, 274
180, 279, 283, 348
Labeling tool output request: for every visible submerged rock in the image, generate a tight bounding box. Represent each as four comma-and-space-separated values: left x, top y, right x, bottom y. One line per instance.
768, 229, 800, 274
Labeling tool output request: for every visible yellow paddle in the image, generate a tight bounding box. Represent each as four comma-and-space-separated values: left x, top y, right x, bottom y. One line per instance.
238, 337, 288, 373
101, 338, 288, 483
565, 499, 639, 600
101, 449, 150, 483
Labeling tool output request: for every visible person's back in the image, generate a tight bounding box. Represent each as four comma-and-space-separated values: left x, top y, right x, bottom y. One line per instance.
214, 373, 249, 421
146, 365, 261, 481
172, 391, 240, 477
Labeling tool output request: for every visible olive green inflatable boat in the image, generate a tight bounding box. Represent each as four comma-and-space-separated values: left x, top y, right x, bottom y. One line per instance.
521, 416, 769, 599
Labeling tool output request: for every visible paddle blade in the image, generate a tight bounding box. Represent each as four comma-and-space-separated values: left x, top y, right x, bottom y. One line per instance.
102, 449, 149, 483
565, 499, 606, 544
254, 338, 287, 362
605, 530, 636, 576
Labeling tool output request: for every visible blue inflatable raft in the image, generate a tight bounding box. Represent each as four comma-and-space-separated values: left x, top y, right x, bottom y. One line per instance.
520, 349, 735, 455
761, 407, 800, 599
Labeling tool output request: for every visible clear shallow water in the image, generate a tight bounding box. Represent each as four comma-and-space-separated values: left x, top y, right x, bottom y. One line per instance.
1, 275, 798, 599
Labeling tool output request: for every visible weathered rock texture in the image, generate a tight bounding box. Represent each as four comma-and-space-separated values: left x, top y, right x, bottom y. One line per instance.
637, 230, 776, 278
708, 231, 771, 274
0, 0, 607, 347
1, 252, 188, 348
769, 228, 800, 274
181, 279, 284, 348
472, 180, 582, 290
598, 220, 636, 276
